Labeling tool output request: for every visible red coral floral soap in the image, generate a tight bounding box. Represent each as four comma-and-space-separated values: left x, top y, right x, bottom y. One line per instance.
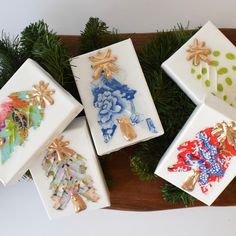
155, 94, 236, 205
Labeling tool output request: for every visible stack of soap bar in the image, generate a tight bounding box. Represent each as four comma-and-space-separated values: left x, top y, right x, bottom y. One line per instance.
162, 21, 236, 107
70, 39, 164, 155
0, 59, 83, 185
155, 94, 236, 205
30, 117, 110, 219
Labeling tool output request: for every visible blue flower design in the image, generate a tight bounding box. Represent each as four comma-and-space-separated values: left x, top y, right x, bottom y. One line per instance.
91, 72, 158, 143
94, 89, 125, 124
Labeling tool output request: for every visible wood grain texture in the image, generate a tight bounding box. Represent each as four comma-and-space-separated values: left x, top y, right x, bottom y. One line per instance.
60, 29, 236, 211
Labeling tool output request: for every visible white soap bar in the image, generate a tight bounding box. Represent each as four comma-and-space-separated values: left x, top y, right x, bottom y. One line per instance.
30, 117, 110, 219
155, 94, 236, 205
0, 59, 83, 185
70, 39, 164, 155
162, 21, 236, 106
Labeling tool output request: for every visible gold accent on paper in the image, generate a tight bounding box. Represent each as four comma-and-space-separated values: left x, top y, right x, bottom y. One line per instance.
51, 195, 64, 210
89, 49, 119, 80
48, 136, 76, 162
118, 116, 137, 141
0, 138, 5, 148
27, 80, 55, 109
186, 38, 211, 66
212, 121, 236, 148
181, 169, 200, 191
71, 194, 87, 213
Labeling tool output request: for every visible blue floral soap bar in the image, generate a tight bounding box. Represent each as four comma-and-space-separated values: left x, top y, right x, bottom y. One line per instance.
70, 39, 164, 155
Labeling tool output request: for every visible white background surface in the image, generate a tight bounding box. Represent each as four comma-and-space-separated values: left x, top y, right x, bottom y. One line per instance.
1, 0, 236, 35
0, 181, 236, 236
1, 0, 236, 235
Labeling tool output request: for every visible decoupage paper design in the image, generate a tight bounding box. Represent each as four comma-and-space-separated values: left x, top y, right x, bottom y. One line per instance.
42, 136, 99, 213
187, 37, 236, 106
161, 21, 236, 108
0, 81, 55, 164
168, 121, 236, 193
89, 48, 157, 143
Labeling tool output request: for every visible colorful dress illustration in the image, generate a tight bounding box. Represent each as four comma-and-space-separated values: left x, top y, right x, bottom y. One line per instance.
168, 121, 236, 193
89, 48, 157, 143
42, 136, 99, 213
0, 81, 55, 164
186, 38, 236, 107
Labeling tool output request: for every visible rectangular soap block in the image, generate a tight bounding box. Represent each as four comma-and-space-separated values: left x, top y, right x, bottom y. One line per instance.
70, 39, 164, 155
155, 94, 236, 205
0, 58, 83, 185
162, 21, 236, 106
30, 117, 110, 219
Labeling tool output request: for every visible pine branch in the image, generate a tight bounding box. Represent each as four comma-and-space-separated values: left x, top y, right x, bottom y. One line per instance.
0, 33, 24, 88
79, 17, 122, 54
0, 20, 73, 89
161, 183, 195, 207
20, 20, 50, 58
20, 20, 72, 85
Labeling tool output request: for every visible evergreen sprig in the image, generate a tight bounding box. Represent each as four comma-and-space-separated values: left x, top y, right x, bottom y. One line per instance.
79, 17, 122, 54
0, 33, 23, 88
20, 20, 72, 85
161, 183, 195, 207
0, 20, 72, 88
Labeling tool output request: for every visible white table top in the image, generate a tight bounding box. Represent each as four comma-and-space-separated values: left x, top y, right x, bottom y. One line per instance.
0, 180, 235, 236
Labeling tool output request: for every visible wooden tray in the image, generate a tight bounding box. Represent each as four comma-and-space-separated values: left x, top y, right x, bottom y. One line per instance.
60, 29, 236, 211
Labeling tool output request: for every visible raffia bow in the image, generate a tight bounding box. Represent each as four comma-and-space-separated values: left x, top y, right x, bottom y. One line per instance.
89, 49, 119, 80
47, 136, 76, 162
27, 81, 55, 109
186, 38, 212, 66
211, 121, 236, 148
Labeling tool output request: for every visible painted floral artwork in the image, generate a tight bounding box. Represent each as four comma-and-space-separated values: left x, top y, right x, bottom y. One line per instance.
0, 81, 55, 164
168, 121, 236, 193
187, 38, 236, 107
42, 136, 99, 213
89, 48, 157, 143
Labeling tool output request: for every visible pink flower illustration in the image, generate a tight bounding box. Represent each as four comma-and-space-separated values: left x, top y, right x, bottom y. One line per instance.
0, 98, 12, 124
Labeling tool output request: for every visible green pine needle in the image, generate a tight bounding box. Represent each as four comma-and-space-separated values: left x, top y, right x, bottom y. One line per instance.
161, 183, 195, 207
79, 17, 122, 54
20, 20, 72, 85
20, 20, 51, 58
0, 33, 24, 88
0, 20, 73, 88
